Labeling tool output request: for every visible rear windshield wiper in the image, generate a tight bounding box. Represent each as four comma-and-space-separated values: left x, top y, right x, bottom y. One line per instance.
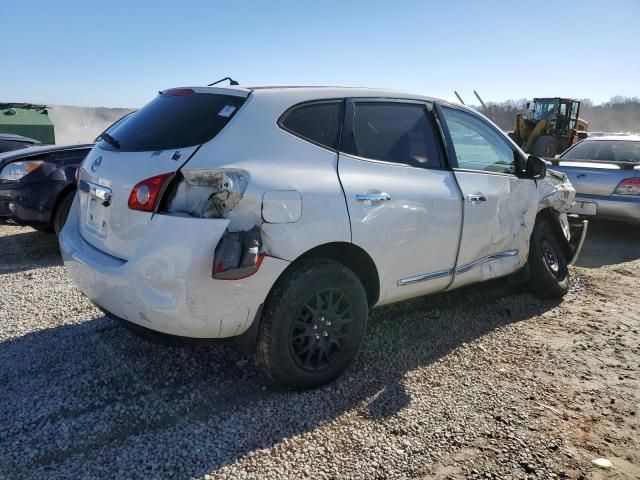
101, 132, 120, 149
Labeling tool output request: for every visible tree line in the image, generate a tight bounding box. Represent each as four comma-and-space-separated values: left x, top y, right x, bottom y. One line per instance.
476, 96, 640, 133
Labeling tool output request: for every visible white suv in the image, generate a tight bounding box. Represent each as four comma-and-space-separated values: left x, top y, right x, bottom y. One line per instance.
60, 86, 581, 388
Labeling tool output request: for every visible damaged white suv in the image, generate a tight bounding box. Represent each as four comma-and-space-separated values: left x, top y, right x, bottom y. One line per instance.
60, 86, 584, 389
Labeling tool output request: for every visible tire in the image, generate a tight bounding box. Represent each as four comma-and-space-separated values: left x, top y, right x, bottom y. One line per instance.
526, 220, 569, 299
256, 259, 369, 389
533, 135, 557, 157
53, 189, 76, 236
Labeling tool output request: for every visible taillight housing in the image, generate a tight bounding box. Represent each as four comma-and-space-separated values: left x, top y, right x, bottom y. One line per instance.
614, 177, 640, 196
128, 172, 174, 212
159, 168, 250, 218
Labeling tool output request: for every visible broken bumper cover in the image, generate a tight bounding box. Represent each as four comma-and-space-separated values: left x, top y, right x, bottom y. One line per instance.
59, 199, 290, 339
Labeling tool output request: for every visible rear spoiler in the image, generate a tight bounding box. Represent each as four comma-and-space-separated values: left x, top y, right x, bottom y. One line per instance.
546, 158, 639, 170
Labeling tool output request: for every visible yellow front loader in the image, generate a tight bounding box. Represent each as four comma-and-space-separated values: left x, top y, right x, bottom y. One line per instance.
509, 97, 588, 157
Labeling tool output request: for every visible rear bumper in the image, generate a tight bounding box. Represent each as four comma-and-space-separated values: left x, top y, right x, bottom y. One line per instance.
572, 193, 640, 224
0, 180, 68, 226
59, 198, 290, 339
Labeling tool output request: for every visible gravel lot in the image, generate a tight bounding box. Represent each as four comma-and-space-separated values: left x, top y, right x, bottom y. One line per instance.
0, 221, 638, 479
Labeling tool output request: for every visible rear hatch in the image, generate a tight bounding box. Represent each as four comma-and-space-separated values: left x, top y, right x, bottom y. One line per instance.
77, 87, 249, 260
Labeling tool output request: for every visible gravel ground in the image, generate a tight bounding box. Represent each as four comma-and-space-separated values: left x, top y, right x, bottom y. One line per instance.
0, 221, 638, 479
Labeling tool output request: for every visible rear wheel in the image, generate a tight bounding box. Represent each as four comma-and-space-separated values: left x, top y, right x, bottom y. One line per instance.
256, 259, 368, 389
533, 135, 557, 157
527, 220, 569, 298
53, 189, 76, 236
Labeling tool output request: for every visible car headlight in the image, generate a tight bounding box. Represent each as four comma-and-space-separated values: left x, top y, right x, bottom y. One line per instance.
0, 161, 44, 181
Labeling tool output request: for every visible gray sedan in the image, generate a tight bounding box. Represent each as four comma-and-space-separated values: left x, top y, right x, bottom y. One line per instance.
548, 136, 640, 224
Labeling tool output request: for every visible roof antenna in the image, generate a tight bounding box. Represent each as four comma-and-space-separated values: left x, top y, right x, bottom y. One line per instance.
208, 77, 240, 86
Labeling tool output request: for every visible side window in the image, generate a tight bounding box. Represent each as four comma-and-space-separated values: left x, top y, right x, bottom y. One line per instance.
441, 107, 516, 174
344, 102, 441, 168
281, 101, 343, 150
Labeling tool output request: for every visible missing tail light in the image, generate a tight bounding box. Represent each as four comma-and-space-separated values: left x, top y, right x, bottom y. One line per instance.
614, 177, 640, 196
160, 168, 250, 218
213, 227, 264, 280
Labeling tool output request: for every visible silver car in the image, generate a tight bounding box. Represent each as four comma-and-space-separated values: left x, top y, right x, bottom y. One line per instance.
549, 136, 640, 224
60, 85, 580, 389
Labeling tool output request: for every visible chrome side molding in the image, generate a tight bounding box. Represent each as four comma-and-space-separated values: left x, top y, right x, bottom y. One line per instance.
397, 268, 453, 286
455, 249, 519, 274
397, 249, 519, 286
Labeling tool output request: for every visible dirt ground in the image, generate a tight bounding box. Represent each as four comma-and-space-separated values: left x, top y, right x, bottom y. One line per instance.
0, 219, 638, 479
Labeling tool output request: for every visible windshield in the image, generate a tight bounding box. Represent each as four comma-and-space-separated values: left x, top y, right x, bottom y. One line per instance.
562, 140, 640, 162
98, 92, 246, 152
533, 99, 558, 121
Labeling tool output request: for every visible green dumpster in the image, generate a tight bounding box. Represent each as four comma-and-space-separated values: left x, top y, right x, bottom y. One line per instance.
0, 103, 55, 144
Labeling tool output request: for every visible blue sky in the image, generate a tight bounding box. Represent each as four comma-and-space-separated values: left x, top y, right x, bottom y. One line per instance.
3, 0, 639, 108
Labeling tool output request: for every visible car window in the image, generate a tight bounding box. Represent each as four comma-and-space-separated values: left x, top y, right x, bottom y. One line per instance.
562, 140, 640, 162
99, 92, 246, 152
441, 107, 516, 174
280, 101, 343, 150
343, 102, 441, 168
95, 111, 135, 143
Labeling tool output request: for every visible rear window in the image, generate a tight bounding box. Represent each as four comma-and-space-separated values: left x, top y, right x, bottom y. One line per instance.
99, 91, 246, 152
562, 140, 640, 162
280, 101, 343, 150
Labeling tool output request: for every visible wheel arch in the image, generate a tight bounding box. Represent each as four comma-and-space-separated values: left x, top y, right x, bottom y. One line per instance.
289, 242, 380, 308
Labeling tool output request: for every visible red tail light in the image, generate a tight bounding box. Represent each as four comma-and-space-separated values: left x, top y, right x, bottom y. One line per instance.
128, 173, 174, 212
614, 177, 640, 196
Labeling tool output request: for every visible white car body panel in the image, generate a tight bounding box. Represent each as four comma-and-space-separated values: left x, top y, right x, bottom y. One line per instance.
77, 146, 199, 259
337, 154, 462, 305
61, 198, 289, 338
183, 92, 352, 260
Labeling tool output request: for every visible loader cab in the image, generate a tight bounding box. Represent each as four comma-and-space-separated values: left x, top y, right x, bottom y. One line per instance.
530, 97, 581, 136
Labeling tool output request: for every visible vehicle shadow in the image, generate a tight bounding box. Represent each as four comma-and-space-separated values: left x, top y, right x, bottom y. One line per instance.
0, 227, 61, 275
574, 219, 640, 269
0, 278, 562, 478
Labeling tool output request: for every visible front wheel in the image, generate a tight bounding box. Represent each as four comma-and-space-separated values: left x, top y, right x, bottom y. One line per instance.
527, 220, 569, 298
256, 259, 369, 389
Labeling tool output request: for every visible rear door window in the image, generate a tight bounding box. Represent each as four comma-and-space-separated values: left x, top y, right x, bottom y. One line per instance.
343, 102, 442, 168
280, 101, 343, 150
99, 91, 246, 152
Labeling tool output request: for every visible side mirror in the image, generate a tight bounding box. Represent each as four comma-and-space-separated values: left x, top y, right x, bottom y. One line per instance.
526, 155, 547, 180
